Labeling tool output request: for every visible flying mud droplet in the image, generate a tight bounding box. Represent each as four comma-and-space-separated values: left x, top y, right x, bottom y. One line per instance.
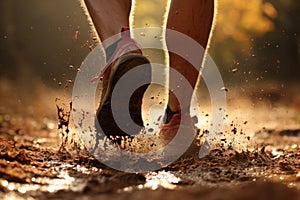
231, 68, 238, 73
220, 87, 228, 92
73, 30, 79, 40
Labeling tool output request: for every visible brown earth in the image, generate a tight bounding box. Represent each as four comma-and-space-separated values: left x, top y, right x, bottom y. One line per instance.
0, 79, 299, 200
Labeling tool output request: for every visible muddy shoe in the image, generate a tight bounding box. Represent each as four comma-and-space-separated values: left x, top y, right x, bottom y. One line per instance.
120, 107, 199, 156
158, 108, 200, 158
95, 28, 151, 144
160, 109, 198, 140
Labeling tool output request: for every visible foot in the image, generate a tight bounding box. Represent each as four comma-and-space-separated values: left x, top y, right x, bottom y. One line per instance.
159, 108, 198, 144
95, 28, 151, 144
119, 107, 199, 155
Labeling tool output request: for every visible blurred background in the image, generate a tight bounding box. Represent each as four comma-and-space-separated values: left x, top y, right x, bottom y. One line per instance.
0, 0, 299, 120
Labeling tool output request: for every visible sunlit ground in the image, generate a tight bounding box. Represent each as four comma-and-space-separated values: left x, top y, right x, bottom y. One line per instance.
0, 77, 299, 199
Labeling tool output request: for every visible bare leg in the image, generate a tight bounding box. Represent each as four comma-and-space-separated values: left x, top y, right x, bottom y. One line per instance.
83, 0, 153, 143
84, 0, 132, 46
166, 0, 215, 112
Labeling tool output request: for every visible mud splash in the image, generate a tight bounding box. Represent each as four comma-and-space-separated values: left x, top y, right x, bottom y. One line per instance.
0, 82, 299, 199
0, 109, 299, 199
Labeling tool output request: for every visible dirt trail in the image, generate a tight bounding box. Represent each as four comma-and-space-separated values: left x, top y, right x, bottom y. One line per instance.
0, 82, 299, 199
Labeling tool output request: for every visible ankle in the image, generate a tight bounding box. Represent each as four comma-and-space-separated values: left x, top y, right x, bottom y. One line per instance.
105, 38, 122, 62
164, 106, 180, 124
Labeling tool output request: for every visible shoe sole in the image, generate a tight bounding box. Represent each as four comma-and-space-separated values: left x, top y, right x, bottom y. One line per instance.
97, 54, 151, 142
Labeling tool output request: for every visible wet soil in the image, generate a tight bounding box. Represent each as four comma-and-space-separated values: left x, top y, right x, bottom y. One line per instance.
0, 82, 299, 199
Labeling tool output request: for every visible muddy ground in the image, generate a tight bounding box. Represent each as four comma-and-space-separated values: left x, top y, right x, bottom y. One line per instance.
0, 80, 299, 200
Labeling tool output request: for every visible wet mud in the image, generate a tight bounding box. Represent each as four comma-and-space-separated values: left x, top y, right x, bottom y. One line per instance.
0, 84, 299, 199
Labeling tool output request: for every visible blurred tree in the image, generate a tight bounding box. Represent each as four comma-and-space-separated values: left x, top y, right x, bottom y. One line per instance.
254, 0, 300, 80
1, 0, 29, 79
0, 0, 91, 86
210, 0, 299, 82
210, 0, 276, 76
